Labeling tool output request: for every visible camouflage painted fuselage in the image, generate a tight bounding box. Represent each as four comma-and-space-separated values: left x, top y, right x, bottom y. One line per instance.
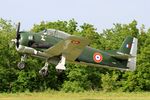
18, 29, 128, 70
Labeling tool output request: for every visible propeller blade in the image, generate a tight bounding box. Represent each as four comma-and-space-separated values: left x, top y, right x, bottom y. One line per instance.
16, 22, 20, 39
16, 22, 21, 48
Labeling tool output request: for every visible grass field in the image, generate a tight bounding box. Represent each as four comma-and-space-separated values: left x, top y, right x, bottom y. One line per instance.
0, 91, 150, 100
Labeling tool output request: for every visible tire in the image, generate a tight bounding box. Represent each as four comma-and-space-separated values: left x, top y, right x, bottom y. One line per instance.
39, 69, 48, 77
56, 69, 63, 74
17, 62, 25, 69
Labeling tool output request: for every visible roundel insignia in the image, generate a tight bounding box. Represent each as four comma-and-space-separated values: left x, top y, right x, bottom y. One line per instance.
71, 40, 80, 44
93, 52, 103, 63
126, 43, 132, 48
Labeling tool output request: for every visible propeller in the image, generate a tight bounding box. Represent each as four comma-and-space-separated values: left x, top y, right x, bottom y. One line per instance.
16, 22, 20, 48
10, 22, 21, 48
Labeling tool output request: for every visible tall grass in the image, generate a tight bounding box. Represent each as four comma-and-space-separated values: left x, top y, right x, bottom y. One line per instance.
0, 91, 150, 100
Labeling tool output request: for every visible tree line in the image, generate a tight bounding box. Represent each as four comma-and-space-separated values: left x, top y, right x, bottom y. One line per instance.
0, 18, 149, 92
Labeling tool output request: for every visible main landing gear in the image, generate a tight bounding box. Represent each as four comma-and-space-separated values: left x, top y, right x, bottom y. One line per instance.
39, 55, 66, 76
17, 54, 27, 69
17, 54, 66, 77
56, 55, 66, 73
39, 61, 49, 77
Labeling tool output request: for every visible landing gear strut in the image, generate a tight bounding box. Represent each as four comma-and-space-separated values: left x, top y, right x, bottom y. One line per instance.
39, 61, 49, 77
17, 54, 27, 69
56, 55, 66, 73
38, 55, 66, 77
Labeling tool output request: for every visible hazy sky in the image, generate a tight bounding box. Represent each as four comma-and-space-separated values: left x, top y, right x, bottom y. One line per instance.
0, 0, 150, 32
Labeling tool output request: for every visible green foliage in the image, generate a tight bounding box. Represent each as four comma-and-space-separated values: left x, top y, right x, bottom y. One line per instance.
0, 18, 150, 93
101, 71, 121, 92
32, 19, 77, 34
62, 81, 84, 92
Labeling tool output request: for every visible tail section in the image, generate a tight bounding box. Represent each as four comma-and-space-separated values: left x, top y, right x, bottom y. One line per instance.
126, 37, 138, 71
118, 36, 134, 55
118, 36, 138, 71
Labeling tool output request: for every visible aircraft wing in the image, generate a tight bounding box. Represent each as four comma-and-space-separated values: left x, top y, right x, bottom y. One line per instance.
44, 36, 90, 61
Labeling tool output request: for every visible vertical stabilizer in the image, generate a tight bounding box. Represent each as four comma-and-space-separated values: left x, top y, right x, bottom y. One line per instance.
118, 36, 138, 71
118, 36, 134, 55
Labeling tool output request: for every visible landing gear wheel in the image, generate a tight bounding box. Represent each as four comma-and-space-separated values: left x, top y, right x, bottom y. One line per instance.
39, 69, 48, 77
56, 69, 63, 74
17, 54, 27, 70
17, 62, 25, 69
39, 61, 49, 77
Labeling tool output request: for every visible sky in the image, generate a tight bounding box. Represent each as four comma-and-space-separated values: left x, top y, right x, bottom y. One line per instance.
0, 0, 150, 32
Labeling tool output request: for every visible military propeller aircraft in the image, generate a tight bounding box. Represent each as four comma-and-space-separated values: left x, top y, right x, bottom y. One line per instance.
11, 23, 138, 76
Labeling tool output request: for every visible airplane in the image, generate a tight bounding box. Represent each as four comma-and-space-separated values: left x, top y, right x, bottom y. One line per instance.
11, 22, 138, 76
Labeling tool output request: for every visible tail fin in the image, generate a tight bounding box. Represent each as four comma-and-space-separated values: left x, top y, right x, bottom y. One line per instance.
118, 36, 138, 71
